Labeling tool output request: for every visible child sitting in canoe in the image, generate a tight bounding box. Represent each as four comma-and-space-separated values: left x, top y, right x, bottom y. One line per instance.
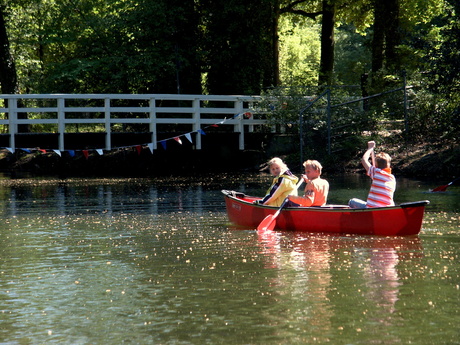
256, 157, 299, 207
348, 141, 396, 208
287, 160, 329, 207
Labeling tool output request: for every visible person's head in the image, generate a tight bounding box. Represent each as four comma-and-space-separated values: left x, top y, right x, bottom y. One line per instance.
375, 152, 391, 169
268, 157, 288, 177
303, 160, 323, 179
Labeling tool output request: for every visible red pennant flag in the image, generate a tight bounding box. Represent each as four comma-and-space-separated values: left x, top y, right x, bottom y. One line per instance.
83, 150, 89, 160
39, 149, 47, 154
174, 137, 182, 145
211, 124, 218, 127
136, 145, 142, 155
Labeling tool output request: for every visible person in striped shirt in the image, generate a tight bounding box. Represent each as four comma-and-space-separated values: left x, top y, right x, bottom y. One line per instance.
349, 141, 396, 208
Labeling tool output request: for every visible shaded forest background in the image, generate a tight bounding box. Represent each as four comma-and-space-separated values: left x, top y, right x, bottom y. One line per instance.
0, 0, 459, 177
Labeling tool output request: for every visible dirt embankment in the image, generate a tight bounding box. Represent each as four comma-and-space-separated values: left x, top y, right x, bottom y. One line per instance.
335, 142, 459, 180
387, 144, 459, 179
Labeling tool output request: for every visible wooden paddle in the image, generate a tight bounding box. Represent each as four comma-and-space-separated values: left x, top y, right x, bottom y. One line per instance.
256, 179, 304, 231
431, 177, 460, 192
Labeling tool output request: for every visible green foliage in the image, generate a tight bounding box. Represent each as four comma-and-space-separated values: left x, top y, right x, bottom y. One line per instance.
258, 86, 322, 126
333, 25, 371, 85
1, 0, 457, 149
6, 0, 202, 94
278, 14, 321, 85
200, 0, 274, 95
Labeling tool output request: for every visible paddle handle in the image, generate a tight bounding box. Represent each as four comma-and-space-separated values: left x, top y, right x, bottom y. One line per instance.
273, 198, 289, 218
448, 177, 460, 186
371, 149, 375, 167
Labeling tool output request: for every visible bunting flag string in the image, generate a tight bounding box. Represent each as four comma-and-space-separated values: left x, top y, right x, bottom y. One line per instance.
0, 111, 252, 158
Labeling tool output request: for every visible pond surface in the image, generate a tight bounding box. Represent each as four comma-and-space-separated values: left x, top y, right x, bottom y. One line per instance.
0, 173, 458, 344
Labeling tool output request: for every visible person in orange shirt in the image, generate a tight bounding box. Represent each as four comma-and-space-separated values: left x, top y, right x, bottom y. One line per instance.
288, 160, 329, 207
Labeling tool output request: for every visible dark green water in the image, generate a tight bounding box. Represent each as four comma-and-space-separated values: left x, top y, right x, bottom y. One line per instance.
0, 174, 458, 344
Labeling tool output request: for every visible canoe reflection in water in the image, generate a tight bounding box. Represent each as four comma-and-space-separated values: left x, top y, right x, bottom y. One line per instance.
256, 229, 423, 330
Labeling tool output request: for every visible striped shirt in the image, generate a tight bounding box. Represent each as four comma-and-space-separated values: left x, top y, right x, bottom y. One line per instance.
366, 166, 396, 207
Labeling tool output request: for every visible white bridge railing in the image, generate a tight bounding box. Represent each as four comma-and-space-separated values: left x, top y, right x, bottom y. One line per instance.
0, 94, 270, 151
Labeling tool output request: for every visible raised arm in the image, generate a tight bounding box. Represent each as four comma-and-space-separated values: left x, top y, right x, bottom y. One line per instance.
361, 141, 375, 173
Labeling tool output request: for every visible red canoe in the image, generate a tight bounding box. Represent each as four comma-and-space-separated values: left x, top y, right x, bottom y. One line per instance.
222, 190, 430, 236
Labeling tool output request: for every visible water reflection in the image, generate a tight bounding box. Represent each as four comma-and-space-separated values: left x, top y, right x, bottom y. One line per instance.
0, 175, 458, 344
256, 229, 424, 341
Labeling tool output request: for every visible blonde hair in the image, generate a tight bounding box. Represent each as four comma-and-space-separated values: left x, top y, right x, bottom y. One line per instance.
303, 160, 323, 173
376, 152, 391, 169
268, 157, 288, 173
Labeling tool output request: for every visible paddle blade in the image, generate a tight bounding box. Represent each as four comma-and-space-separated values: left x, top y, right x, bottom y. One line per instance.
431, 184, 448, 192
257, 214, 276, 231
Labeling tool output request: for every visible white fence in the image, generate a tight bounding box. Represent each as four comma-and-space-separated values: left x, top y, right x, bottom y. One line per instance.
0, 94, 270, 151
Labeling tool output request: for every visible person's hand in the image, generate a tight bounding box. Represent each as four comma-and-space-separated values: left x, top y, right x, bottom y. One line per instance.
302, 174, 310, 183
367, 141, 376, 150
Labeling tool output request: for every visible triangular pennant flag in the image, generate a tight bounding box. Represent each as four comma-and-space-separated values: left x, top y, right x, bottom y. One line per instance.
39, 149, 47, 154
96, 149, 103, 155
53, 149, 61, 157
6, 147, 14, 154
198, 129, 206, 135
244, 112, 252, 119
184, 133, 193, 143
83, 150, 89, 159
21, 148, 31, 153
136, 145, 142, 155
68, 150, 75, 157
174, 137, 182, 145
147, 143, 154, 153
211, 124, 218, 127
160, 140, 167, 150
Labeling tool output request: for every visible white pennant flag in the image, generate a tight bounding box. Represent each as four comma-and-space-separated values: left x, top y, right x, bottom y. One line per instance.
6, 147, 14, 154
96, 149, 103, 155
53, 149, 61, 157
184, 133, 193, 143
148, 143, 154, 153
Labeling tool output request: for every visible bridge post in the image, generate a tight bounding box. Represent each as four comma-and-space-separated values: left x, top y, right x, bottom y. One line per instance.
57, 97, 65, 151
192, 98, 201, 149
8, 98, 17, 151
149, 97, 157, 150
104, 98, 111, 150
234, 100, 244, 150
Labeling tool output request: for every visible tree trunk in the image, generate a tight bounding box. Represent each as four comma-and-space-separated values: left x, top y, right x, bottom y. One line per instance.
371, 0, 385, 73
0, 6, 18, 95
271, 1, 280, 87
318, 0, 335, 86
372, 0, 401, 73
384, 0, 400, 72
